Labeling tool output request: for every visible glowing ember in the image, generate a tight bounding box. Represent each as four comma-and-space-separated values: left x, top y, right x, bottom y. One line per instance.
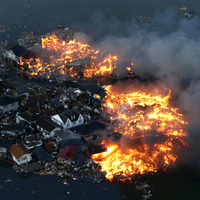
92, 85, 188, 181
19, 33, 118, 78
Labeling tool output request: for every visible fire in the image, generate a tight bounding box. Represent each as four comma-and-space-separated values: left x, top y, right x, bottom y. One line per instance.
19, 33, 118, 78
92, 85, 188, 181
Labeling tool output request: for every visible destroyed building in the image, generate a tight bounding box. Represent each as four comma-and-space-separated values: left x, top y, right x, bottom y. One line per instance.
87, 84, 107, 105
3, 42, 27, 63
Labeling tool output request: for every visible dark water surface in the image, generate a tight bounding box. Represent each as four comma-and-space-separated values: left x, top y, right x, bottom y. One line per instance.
1, 0, 200, 199
1, 165, 200, 200
0, 166, 122, 200
0, 0, 199, 40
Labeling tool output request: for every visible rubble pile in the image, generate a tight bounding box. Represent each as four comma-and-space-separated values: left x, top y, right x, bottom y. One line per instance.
18, 32, 41, 46
134, 181, 153, 200
17, 28, 74, 47
34, 158, 103, 182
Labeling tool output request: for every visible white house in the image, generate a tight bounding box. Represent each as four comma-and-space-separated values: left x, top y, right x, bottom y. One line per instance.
51, 108, 84, 129
8, 144, 32, 165
36, 118, 61, 138
0, 95, 19, 117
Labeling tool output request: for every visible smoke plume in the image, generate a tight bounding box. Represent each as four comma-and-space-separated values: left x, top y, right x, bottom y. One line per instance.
74, 8, 200, 167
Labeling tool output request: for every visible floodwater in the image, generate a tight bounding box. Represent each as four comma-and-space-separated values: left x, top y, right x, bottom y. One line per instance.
1, 0, 200, 199
0, 0, 199, 40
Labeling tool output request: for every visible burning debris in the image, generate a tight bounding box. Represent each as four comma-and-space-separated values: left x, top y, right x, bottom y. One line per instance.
92, 85, 188, 181
0, 27, 190, 200
14, 30, 133, 80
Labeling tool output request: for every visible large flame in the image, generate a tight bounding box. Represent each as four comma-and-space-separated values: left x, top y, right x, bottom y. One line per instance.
19, 33, 119, 78
92, 85, 188, 181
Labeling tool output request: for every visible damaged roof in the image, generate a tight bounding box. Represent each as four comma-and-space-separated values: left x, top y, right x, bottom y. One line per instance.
70, 120, 106, 135
57, 145, 79, 159
0, 95, 18, 106
60, 138, 86, 148
67, 57, 91, 67
0, 138, 14, 148
88, 85, 107, 98
58, 108, 80, 123
4, 42, 27, 57
16, 86, 29, 95
31, 146, 54, 162
36, 118, 60, 132
56, 129, 82, 141
18, 111, 39, 122
9, 144, 32, 159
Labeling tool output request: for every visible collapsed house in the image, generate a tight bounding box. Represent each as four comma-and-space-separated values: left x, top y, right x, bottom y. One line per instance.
16, 111, 39, 126
66, 57, 91, 67
3, 42, 27, 63
31, 146, 54, 162
87, 84, 107, 105
56, 129, 82, 142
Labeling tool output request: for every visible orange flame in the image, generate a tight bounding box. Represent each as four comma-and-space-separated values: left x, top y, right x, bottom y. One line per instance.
92, 85, 188, 181
19, 33, 118, 78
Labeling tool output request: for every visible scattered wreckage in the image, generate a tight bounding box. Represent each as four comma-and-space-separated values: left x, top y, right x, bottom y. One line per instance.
0, 28, 156, 200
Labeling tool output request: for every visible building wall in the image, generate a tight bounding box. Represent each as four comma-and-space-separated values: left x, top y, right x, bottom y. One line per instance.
12, 154, 32, 165
5, 51, 20, 62
51, 116, 64, 127
42, 127, 61, 138
2, 102, 19, 115
52, 114, 84, 130
16, 114, 36, 125
63, 114, 84, 129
